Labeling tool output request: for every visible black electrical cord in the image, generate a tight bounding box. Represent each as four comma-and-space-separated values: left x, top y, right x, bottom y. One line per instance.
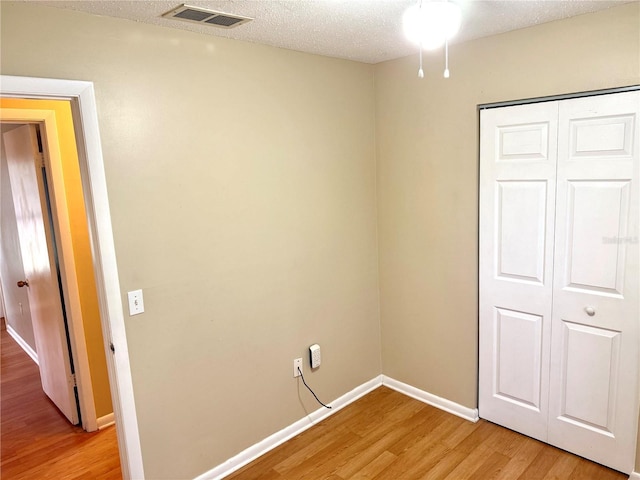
297, 367, 332, 409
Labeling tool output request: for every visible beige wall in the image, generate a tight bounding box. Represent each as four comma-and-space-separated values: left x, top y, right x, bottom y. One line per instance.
0, 2, 380, 478
375, 0, 639, 443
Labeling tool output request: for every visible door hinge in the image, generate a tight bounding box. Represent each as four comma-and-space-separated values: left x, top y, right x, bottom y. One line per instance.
37, 152, 45, 169
70, 373, 77, 388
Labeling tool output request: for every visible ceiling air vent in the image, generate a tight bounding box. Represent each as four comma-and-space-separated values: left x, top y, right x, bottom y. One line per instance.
162, 4, 253, 29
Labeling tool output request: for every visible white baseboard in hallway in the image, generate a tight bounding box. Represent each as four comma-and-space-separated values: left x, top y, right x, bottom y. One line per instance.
6, 325, 38, 365
97, 413, 115, 429
628, 471, 640, 479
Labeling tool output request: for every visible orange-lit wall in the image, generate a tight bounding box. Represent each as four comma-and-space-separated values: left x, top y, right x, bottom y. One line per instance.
0, 97, 113, 418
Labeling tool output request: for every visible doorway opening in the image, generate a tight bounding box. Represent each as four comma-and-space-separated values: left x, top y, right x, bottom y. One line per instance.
1, 100, 112, 429
0, 76, 144, 480
1, 109, 118, 476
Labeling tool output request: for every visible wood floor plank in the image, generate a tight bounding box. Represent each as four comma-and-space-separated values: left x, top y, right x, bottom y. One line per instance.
228, 386, 627, 480
440, 415, 480, 450
319, 388, 393, 433
347, 450, 397, 480
280, 429, 361, 480
568, 458, 628, 480
493, 436, 545, 480
418, 449, 467, 480
1, 328, 121, 479
483, 423, 530, 459
470, 451, 511, 480
383, 417, 460, 476
294, 395, 429, 479
272, 425, 352, 473
386, 406, 450, 456
343, 391, 419, 438
448, 420, 496, 456
333, 423, 410, 479
541, 453, 580, 480
354, 395, 426, 439
441, 442, 495, 480
395, 441, 452, 480
517, 446, 562, 480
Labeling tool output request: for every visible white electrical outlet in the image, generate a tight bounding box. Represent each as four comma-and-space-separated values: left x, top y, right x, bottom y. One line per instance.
310, 344, 321, 369
293, 358, 303, 377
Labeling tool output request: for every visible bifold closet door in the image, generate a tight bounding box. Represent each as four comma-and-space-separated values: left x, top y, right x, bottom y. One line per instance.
547, 91, 640, 473
478, 102, 559, 442
479, 91, 640, 473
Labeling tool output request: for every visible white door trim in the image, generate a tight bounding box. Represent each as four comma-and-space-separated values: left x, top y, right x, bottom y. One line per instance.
1, 75, 144, 480
479, 85, 640, 110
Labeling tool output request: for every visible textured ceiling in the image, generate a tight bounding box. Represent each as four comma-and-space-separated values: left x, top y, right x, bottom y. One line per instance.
27, 0, 633, 64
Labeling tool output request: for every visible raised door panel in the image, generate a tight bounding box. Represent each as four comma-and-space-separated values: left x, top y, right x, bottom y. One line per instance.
496, 181, 547, 284
563, 180, 630, 296
570, 115, 634, 160
558, 321, 620, 435
498, 123, 550, 161
494, 308, 543, 410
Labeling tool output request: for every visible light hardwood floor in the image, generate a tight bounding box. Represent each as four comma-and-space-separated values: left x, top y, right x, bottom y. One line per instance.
1, 326, 121, 479
227, 386, 626, 480
1, 321, 627, 480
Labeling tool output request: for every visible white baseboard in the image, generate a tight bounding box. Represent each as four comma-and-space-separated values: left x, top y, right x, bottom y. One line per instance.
196, 374, 481, 480
195, 375, 383, 480
382, 375, 479, 423
97, 412, 115, 429
628, 472, 640, 479
6, 325, 38, 365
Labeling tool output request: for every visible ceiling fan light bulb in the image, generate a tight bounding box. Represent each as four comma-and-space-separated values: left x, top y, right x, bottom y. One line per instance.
403, 1, 462, 50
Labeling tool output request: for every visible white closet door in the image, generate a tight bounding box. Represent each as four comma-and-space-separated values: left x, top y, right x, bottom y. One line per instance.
548, 91, 639, 473
478, 102, 559, 442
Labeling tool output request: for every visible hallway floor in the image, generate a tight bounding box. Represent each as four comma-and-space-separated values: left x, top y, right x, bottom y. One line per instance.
1, 326, 122, 479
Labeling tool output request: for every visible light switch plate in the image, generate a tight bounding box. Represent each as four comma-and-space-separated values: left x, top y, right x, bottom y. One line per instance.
127, 289, 144, 316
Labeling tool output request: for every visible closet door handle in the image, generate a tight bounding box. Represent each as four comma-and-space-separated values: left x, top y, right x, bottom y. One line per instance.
17, 280, 29, 288
585, 306, 596, 316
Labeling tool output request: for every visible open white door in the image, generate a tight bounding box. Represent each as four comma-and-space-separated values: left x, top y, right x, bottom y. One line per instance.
3, 124, 79, 424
